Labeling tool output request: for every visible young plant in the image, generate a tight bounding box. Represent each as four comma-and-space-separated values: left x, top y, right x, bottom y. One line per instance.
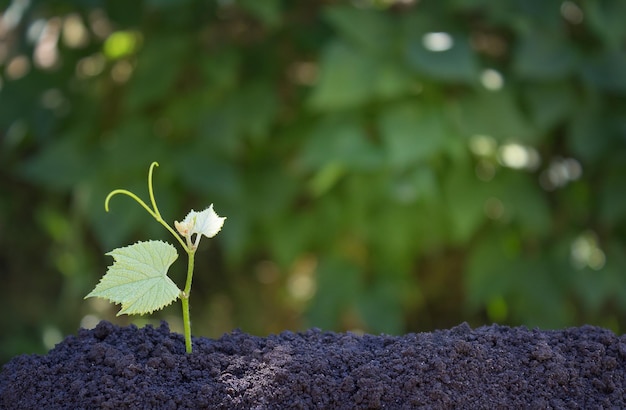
85, 162, 225, 353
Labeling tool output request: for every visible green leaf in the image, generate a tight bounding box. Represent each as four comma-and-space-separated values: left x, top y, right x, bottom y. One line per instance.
585, 0, 626, 51
510, 257, 572, 328
301, 115, 382, 171
323, 5, 394, 55
465, 232, 515, 310
599, 154, 626, 226
443, 165, 488, 243
567, 102, 612, 161
86, 240, 180, 316
125, 35, 187, 111
18, 133, 96, 191
308, 40, 377, 110
493, 171, 551, 237
373, 63, 414, 100
513, 29, 578, 79
387, 167, 439, 205
239, 0, 282, 27
451, 89, 536, 143
237, 82, 279, 139
406, 31, 478, 83
581, 52, 626, 94
523, 82, 577, 132
145, 0, 194, 8
306, 257, 361, 329
356, 276, 405, 334
378, 102, 447, 168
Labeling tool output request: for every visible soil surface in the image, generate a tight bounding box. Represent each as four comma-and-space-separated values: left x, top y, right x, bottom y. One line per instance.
1, 321, 625, 409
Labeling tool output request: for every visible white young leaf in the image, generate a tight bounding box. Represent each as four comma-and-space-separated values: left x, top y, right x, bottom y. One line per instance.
175, 204, 226, 246
85, 240, 180, 316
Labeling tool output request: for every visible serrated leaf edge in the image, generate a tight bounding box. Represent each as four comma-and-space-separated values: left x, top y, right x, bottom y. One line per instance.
85, 240, 181, 316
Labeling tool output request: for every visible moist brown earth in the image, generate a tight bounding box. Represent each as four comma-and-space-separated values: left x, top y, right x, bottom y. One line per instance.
1, 321, 625, 409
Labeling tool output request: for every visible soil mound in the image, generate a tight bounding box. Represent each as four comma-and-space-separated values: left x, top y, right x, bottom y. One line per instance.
1, 321, 625, 408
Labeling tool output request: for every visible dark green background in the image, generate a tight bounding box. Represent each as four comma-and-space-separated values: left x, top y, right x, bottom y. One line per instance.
1, 0, 625, 364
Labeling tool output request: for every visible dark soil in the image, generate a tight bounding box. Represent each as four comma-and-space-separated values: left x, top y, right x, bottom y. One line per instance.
1, 321, 625, 409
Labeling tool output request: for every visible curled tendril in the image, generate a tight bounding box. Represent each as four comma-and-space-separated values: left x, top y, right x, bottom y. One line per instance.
104, 162, 189, 252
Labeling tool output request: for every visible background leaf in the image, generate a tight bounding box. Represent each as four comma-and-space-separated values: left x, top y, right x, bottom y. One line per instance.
405, 28, 478, 83
308, 41, 378, 110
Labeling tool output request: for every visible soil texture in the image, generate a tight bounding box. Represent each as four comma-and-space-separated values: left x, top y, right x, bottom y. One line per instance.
1, 321, 625, 409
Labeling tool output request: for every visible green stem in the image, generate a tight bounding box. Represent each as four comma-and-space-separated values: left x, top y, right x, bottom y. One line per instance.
104, 161, 197, 353
181, 249, 196, 353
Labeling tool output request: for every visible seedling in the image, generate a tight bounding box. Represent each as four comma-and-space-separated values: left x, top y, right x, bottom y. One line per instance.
85, 162, 225, 353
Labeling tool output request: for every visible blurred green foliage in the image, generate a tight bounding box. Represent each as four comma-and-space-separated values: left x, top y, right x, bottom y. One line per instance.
1, 0, 625, 364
